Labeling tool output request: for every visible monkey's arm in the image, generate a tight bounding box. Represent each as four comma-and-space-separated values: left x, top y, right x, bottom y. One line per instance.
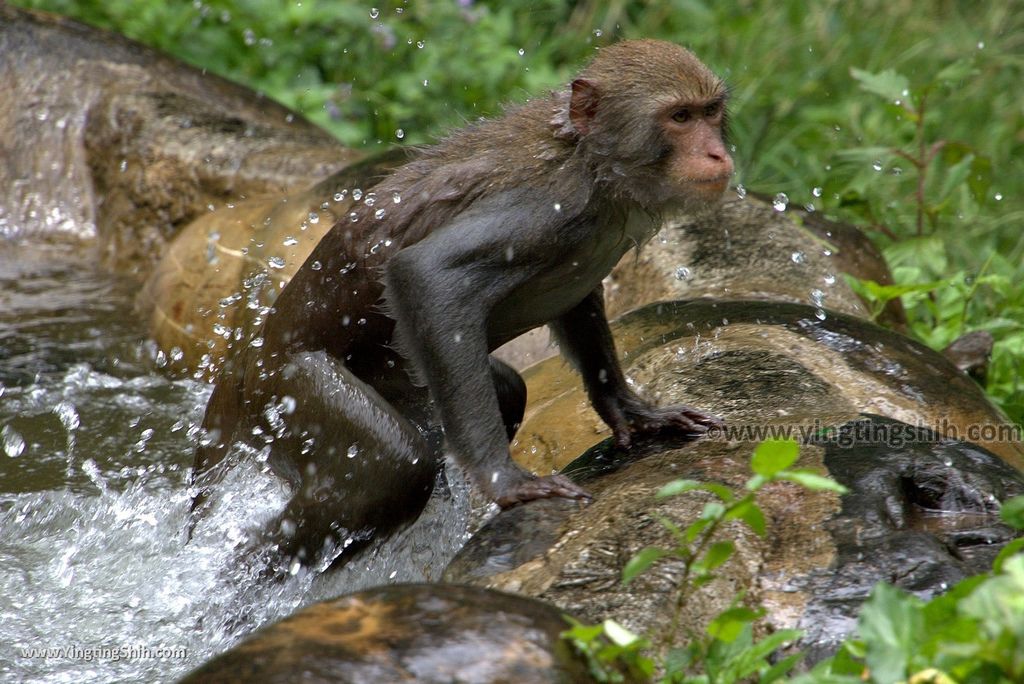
550, 288, 723, 449
383, 200, 590, 508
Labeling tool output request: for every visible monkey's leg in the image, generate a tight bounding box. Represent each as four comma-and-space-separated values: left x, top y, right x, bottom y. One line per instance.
551, 288, 723, 449
256, 350, 439, 570
490, 356, 527, 441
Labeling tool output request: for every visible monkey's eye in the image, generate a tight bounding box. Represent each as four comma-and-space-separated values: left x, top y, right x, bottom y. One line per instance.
671, 108, 692, 123
703, 101, 722, 118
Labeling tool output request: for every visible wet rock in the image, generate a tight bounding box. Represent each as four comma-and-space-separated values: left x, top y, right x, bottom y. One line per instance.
178, 583, 600, 684
446, 300, 1023, 660
942, 330, 994, 385
511, 300, 1024, 473
137, 152, 405, 378
0, 4, 356, 273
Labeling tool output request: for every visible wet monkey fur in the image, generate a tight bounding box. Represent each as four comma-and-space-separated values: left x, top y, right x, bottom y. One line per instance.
190, 40, 733, 568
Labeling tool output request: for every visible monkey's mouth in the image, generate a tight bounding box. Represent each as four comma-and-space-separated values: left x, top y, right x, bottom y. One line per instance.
689, 175, 732, 193
692, 174, 732, 185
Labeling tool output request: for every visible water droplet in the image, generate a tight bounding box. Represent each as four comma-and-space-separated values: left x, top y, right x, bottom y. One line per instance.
307, 212, 320, 224
674, 266, 692, 281
333, 190, 347, 202
553, 202, 561, 212
824, 273, 836, 285
772, 193, 789, 211
375, 209, 386, 220
347, 444, 359, 458
283, 236, 298, 246
2, 425, 26, 458
814, 308, 827, 320
395, 128, 405, 139
810, 289, 825, 306
311, 260, 322, 270
54, 401, 80, 431
454, 333, 463, 343
353, 189, 363, 201
517, 48, 525, 56
791, 250, 806, 264
416, 40, 425, 49
369, 7, 379, 19
735, 184, 747, 199
250, 337, 264, 348
994, 192, 1003, 201
392, 192, 402, 204
812, 186, 823, 198
977, 41, 985, 49
268, 256, 286, 269
593, 29, 603, 37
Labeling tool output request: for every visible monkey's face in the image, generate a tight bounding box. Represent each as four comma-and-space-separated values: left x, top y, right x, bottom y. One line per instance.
660, 97, 734, 209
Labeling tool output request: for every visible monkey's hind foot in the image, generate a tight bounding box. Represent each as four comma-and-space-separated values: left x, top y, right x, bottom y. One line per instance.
496, 473, 592, 510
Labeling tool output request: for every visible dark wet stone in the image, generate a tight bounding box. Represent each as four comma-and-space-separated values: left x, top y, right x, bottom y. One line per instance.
942, 330, 994, 385
178, 583, 601, 684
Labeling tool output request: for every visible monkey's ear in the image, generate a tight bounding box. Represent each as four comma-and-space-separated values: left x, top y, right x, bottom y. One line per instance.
569, 78, 600, 137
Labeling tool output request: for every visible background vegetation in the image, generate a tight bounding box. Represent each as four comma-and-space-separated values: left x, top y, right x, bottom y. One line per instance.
12, 0, 1024, 423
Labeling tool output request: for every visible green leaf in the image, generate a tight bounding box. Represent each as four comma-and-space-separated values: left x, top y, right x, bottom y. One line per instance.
935, 59, 978, 85
657, 479, 734, 503
858, 583, 924, 683
656, 479, 703, 498
700, 501, 727, 521
561, 620, 605, 644
999, 494, 1024, 529
994, 538, 1024, 573
707, 607, 763, 642
779, 469, 849, 493
850, 67, 911, 103
685, 517, 713, 543
725, 498, 767, 536
761, 652, 804, 682
936, 151, 975, 202
603, 618, 641, 646
967, 154, 993, 204
622, 547, 667, 584
730, 629, 804, 681
751, 438, 799, 477
700, 541, 735, 572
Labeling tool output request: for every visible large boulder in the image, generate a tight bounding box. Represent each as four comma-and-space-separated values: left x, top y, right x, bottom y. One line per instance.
136, 153, 402, 377
178, 583, 601, 684
0, 4, 356, 273
447, 300, 1024, 660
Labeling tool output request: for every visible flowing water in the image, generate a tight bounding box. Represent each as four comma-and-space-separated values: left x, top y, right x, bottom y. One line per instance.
0, 242, 480, 682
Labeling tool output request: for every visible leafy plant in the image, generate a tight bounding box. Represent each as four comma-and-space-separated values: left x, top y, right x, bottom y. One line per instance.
795, 495, 1024, 684
563, 439, 846, 683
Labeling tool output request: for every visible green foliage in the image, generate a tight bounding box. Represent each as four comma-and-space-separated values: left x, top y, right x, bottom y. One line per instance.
793, 494, 1024, 684
567, 438, 1024, 683
565, 439, 841, 682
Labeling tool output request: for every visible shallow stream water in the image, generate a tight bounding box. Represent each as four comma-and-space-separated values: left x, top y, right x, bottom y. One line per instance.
0, 242, 478, 682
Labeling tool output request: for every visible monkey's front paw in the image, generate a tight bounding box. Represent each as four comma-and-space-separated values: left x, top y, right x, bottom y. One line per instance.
614, 404, 724, 448
495, 473, 592, 509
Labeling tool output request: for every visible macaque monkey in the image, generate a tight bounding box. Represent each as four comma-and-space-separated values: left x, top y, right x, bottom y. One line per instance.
190, 39, 733, 569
